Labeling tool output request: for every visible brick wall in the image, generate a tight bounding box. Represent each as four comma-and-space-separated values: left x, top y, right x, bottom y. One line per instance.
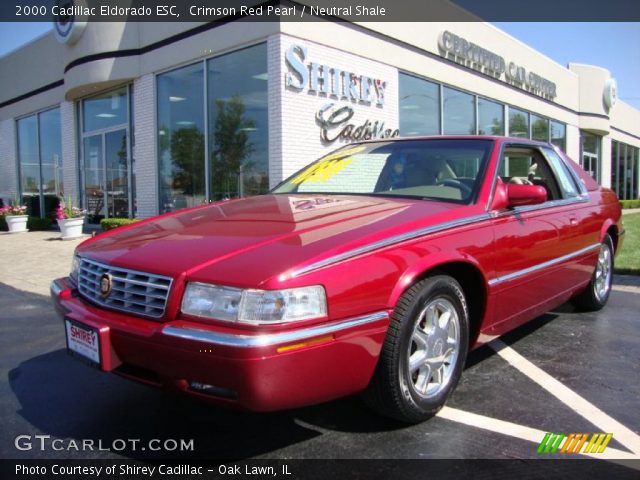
133, 74, 158, 218
60, 100, 78, 204
271, 34, 400, 186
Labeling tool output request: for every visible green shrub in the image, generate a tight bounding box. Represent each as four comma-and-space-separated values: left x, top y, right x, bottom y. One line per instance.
0, 216, 5, 232
101, 218, 139, 231
620, 199, 640, 209
27, 216, 53, 231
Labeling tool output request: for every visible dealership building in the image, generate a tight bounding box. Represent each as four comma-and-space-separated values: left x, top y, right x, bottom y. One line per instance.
1, 20, 639, 220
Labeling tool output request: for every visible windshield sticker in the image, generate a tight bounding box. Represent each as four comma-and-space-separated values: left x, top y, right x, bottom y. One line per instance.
291, 146, 365, 185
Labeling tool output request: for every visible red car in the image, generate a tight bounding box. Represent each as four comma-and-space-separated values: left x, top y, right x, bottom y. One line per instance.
51, 136, 623, 423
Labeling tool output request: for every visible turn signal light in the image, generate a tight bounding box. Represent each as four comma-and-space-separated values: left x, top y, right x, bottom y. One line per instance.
276, 335, 334, 353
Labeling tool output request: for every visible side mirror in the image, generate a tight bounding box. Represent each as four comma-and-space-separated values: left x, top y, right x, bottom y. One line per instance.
506, 184, 547, 207
491, 180, 547, 210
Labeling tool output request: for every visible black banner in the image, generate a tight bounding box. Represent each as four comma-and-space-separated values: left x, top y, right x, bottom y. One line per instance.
3, 459, 640, 480
1, 0, 639, 22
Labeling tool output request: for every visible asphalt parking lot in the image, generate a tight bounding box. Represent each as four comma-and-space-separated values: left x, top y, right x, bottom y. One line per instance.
0, 232, 639, 470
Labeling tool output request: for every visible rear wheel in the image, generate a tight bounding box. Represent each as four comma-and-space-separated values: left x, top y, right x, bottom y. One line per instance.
572, 234, 614, 311
364, 275, 469, 423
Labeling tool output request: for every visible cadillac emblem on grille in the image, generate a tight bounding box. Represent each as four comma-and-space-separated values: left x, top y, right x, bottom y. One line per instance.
100, 273, 113, 298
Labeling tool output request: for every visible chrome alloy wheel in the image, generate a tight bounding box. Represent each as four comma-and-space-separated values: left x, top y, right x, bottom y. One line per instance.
594, 242, 613, 302
407, 298, 460, 399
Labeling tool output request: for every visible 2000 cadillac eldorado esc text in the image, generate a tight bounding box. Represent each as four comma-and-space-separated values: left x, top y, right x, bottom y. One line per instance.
51, 137, 623, 422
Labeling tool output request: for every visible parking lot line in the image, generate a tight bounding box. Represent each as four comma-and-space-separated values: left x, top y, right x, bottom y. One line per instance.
490, 339, 640, 456
437, 406, 637, 460
612, 285, 640, 294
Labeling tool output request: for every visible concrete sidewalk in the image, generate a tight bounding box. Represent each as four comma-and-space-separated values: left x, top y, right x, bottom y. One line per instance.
1, 230, 639, 297
0, 231, 89, 296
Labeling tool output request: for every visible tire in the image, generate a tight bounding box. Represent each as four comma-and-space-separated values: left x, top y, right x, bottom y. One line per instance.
364, 275, 469, 423
572, 234, 614, 312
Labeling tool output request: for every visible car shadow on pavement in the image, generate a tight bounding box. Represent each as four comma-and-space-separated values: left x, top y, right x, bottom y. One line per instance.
7, 348, 402, 460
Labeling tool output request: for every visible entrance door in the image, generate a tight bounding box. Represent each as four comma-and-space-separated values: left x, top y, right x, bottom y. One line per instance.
105, 129, 129, 218
83, 134, 105, 219
83, 128, 130, 221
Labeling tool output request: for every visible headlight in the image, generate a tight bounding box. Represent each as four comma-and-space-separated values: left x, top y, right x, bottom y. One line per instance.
70, 254, 80, 282
181, 283, 242, 322
181, 283, 327, 324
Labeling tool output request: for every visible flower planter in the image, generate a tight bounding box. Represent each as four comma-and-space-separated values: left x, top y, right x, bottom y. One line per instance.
58, 217, 85, 240
5, 215, 28, 233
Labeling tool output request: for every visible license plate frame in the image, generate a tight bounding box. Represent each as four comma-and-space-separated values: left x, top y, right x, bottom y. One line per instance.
64, 318, 102, 368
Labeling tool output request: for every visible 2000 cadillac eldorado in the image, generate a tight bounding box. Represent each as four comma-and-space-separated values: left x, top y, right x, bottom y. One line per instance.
51, 136, 623, 423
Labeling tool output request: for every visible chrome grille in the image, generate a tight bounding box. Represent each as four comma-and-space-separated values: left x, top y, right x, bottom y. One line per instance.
77, 257, 172, 319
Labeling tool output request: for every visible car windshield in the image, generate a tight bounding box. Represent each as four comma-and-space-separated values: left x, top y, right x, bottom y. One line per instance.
273, 139, 494, 204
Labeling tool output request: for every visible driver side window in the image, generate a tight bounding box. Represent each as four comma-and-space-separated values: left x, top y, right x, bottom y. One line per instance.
498, 147, 561, 201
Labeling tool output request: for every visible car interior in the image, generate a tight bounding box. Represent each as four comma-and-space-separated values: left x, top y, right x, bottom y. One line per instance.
373, 148, 481, 202
498, 147, 561, 201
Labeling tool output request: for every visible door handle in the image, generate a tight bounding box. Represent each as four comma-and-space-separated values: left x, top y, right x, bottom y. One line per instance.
569, 217, 578, 226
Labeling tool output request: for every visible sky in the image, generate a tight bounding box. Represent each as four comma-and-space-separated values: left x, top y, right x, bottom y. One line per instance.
493, 23, 640, 110
0, 21, 639, 109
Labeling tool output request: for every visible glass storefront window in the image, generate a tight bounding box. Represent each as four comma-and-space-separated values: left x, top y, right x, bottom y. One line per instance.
17, 115, 38, 209
509, 107, 529, 138
581, 132, 600, 182
157, 44, 269, 213
157, 62, 205, 212
618, 143, 627, 199
611, 140, 640, 200
208, 43, 268, 200
399, 73, 440, 136
82, 87, 128, 132
625, 143, 633, 199
478, 98, 504, 135
550, 120, 566, 151
17, 107, 62, 217
443, 87, 475, 135
531, 114, 549, 142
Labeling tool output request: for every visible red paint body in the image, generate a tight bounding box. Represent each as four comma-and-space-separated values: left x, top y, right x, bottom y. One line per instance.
51, 137, 623, 411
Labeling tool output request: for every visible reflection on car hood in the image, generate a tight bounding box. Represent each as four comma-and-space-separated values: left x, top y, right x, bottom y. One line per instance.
77, 194, 466, 286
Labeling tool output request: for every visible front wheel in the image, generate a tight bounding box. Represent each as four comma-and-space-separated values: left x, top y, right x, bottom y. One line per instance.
364, 275, 469, 423
572, 234, 614, 311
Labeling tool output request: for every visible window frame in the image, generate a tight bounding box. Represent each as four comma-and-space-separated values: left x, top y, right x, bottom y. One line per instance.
15, 105, 62, 218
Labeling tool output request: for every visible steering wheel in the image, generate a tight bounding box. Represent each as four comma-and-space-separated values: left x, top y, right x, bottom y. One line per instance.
435, 178, 472, 197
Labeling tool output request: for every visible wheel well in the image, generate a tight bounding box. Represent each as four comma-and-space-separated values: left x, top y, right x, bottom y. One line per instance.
414, 262, 487, 348
607, 225, 619, 253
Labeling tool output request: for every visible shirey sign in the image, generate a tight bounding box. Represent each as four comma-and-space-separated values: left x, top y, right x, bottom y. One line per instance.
284, 44, 399, 143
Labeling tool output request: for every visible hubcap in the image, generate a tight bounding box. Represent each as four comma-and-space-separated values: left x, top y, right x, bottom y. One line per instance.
407, 298, 460, 399
594, 243, 612, 302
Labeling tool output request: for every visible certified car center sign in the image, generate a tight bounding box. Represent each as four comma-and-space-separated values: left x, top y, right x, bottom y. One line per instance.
53, 0, 88, 45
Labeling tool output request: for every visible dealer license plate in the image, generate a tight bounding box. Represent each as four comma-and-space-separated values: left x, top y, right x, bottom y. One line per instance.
65, 319, 101, 367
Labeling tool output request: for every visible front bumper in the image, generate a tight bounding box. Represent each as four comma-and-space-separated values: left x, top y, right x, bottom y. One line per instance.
51, 278, 390, 411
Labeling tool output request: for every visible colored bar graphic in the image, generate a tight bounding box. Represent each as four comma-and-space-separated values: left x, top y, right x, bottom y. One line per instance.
537, 433, 566, 453
538, 432, 613, 454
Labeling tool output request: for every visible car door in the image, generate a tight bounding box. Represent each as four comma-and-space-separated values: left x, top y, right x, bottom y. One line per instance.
486, 144, 589, 336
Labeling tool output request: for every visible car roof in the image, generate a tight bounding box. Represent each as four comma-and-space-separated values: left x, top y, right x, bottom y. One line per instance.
356, 135, 553, 147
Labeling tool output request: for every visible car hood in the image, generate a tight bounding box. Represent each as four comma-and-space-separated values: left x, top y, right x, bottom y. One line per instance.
77, 194, 467, 287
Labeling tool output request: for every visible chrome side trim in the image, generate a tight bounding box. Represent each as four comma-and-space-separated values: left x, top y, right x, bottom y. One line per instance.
162, 311, 389, 348
291, 213, 492, 277
488, 243, 601, 286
